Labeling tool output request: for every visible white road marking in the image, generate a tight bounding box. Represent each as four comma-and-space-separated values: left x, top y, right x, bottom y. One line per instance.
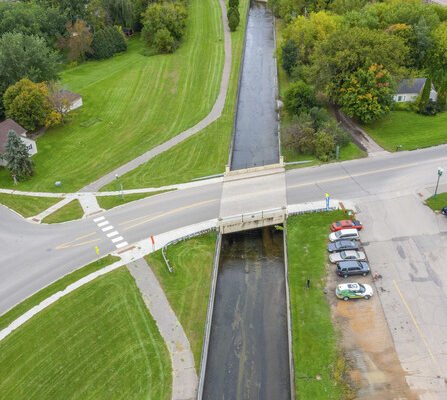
107, 231, 119, 238
93, 216, 105, 222
116, 241, 128, 249
111, 236, 124, 243
102, 226, 113, 232
97, 221, 109, 227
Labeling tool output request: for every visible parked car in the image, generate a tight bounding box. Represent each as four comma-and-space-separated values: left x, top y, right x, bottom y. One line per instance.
336, 283, 373, 301
336, 260, 370, 278
329, 250, 366, 263
328, 228, 360, 242
331, 220, 363, 232
441, 206, 447, 216
327, 240, 360, 253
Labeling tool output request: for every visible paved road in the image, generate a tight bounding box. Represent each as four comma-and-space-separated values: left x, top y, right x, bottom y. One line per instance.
1, 145, 447, 313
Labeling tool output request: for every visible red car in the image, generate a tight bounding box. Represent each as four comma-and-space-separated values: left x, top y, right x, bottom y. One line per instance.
330, 220, 363, 232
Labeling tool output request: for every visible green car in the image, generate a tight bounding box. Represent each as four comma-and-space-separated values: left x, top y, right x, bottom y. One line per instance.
335, 283, 373, 301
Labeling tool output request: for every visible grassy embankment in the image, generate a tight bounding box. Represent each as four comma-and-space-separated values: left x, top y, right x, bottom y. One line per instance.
0, 193, 59, 217
101, 0, 250, 190
146, 233, 216, 368
426, 192, 447, 211
42, 199, 83, 223
287, 211, 353, 399
364, 111, 447, 151
0, 267, 172, 399
0, 0, 224, 192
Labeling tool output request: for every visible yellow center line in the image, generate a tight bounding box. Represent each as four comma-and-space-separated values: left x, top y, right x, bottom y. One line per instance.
56, 232, 98, 250
288, 156, 447, 189
392, 280, 441, 373
120, 199, 219, 231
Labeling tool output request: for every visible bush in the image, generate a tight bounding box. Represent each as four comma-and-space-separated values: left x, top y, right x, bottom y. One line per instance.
153, 28, 176, 53
281, 39, 299, 76
142, 3, 187, 53
229, 0, 239, 8
228, 7, 240, 31
284, 80, 319, 116
90, 26, 127, 59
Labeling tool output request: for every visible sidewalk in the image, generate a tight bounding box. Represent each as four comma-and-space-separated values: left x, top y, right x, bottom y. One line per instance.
128, 259, 198, 400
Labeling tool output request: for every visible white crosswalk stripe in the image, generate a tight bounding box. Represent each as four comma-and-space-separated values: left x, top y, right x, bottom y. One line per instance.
116, 241, 128, 249
93, 216, 105, 223
111, 236, 124, 243
97, 221, 109, 227
102, 226, 113, 232
107, 231, 119, 238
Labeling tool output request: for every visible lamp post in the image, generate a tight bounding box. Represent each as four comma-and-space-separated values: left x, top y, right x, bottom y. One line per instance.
434, 167, 444, 197
115, 174, 124, 200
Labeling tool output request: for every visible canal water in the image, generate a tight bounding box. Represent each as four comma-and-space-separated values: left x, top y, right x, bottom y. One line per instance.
202, 228, 291, 399
230, 2, 279, 170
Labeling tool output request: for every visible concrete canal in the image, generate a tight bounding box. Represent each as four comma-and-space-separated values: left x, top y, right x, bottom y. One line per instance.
202, 228, 291, 399
230, 2, 279, 170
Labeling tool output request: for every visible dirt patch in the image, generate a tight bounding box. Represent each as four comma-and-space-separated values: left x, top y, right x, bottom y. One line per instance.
327, 269, 418, 400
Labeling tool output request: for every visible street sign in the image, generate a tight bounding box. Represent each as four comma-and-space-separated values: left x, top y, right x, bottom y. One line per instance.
95, 246, 99, 256
325, 193, 330, 210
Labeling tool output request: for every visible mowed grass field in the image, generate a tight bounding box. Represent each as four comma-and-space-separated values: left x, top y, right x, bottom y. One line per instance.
146, 233, 216, 368
101, 0, 249, 190
364, 111, 447, 151
288, 211, 352, 399
0, 0, 224, 192
0, 193, 59, 217
0, 268, 171, 399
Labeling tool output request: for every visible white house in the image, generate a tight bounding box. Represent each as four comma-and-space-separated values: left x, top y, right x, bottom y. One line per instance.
393, 78, 438, 103
59, 90, 83, 111
0, 119, 37, 166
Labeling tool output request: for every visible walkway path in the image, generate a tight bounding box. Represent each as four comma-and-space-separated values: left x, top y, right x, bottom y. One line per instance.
128, 259, 198, 400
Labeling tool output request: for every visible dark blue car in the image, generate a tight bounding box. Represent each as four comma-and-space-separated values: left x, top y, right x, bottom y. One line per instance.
442, 206, 447, 216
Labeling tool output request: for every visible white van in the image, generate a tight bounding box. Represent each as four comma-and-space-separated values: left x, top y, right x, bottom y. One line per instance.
329, 228, 359, 242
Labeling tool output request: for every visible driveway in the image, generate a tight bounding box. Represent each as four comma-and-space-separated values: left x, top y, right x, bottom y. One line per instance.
356, 193, 447, 399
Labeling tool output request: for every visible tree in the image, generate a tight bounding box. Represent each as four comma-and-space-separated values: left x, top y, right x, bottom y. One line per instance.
3, 130, 34, 182
35, 0, 89, 21
417, 78, 432, 114
102, 0, 135, 27
141, 3, 188, 53
153, 28, 176, 53
429, 22, 447, 110
284, 80, 319, 116
90, 26, 127, 59
59, 20, 93, 61
228, 8, 240, 32
281, 39, 299, 76
229, 0, 239, 8
3, 79, 52, 131
337, 64, 394, 123
312, 27, 408, 97
0, 32, 59, 117
46, 82, 71, 125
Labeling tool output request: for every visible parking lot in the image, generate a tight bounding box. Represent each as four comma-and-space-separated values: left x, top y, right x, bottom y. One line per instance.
352, 193, 447, 399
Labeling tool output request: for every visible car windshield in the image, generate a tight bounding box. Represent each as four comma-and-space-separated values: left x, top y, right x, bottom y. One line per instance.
357, 284, 365, 293
340, 251, 346, 258
335, 231, 342, 238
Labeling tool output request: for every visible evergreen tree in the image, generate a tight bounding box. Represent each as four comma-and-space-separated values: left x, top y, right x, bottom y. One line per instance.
228, 7, 240, 31
281, 39, 299, 76
229, 0, 239, 8
3, 130, 34, 182
418, 78, 431, 114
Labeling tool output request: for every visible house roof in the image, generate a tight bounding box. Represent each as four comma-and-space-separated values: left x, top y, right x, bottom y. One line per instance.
0, 119, 27, 154
59, 89, 82, 104
396, 78, 427, 95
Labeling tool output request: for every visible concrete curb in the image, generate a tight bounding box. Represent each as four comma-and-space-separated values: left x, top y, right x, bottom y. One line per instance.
283, 222, 296, 400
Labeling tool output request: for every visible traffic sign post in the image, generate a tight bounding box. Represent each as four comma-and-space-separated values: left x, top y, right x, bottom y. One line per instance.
150, 235, 155, 252
325, 193, 330, 211
95, 246, 100, 257
434, 167, 444, 197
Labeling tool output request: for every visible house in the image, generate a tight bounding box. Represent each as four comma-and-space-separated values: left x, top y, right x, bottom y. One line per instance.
0, 119, 37, 166
393, 78, 438, 103
59, 90, 83, 112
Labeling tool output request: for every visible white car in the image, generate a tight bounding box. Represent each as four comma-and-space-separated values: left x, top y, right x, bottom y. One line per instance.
329, 250, 366, 263
328, 228, 359, 242
335, 283, 373, 301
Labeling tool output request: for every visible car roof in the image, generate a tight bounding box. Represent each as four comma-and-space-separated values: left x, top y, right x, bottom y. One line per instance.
337, 260, 366, 267
338, 283, 361, 290
343, 250, 358, 255
337, 228, 358, 234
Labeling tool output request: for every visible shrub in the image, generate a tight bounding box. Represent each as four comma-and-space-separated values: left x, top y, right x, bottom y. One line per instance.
281, 39, 299, 76
228, 7, 240, 31
284, 80, 319, 116
153, 28, 176, 53
91, 26, 127, 59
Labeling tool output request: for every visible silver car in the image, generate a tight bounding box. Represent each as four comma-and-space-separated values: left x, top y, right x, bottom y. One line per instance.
329, 250, 366, 263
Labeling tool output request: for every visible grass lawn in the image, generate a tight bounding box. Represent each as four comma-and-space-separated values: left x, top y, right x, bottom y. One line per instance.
0, 0, 224, 192
146, 233, 216, 368
0, 193, 60, 218
0, 255, 119, 331
426, 192, 447, 211
287, 211, 352, 399
364, 111, 447, 151
42, 199, 84, 223
97, 190, 172, 210
0, 267, 171, 399
101, 0, 249, 190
